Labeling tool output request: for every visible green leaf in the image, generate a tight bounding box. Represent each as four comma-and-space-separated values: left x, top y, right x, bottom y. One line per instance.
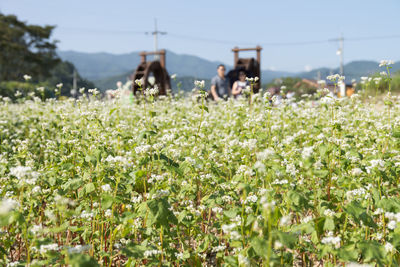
313, 169, 329, 178
358, 241, 385, 264
274, 231, 297, 249
344, 201, 377, 228
154, 153, 183, 177
138, 130, 157, 141
393, 129, 400, 138
146, 197, 178, 228
251, 237, 268, 257
109, 107, 117, 116
84, 183, 95, 194
69, 253, 99, 267
0, 245, 6, 256
197, 235, 212, 253
314, 217, 325, 237
223, 209, 238, 219
378, 198, 400, 212
323, 217, 335, 231
223, 256, 238, 267
337, 244, 359, 261
287, 190, 308, 210
200, 105, 209, 112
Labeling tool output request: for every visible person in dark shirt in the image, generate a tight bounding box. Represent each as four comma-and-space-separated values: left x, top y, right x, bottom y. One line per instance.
210, 64, 230, 101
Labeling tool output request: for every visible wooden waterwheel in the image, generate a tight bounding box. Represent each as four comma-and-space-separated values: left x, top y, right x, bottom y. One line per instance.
227, 46, 262, 93
131, 50, 171, 96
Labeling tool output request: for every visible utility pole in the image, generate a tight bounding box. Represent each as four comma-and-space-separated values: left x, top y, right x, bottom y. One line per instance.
71, 68, 77, 98
339, 34, 344, 76
146, 19, 167, 60
329, 34, 344, 76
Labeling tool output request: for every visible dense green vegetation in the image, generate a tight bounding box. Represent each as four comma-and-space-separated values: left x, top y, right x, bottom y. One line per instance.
1, 70, 400, 265
0, 13, 94, 100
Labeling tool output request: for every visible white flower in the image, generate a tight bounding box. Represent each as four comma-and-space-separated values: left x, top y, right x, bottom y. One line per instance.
274, 240, 283, 249
105, 209, 112, 217
80, 210, 94, 219
7, 261, 20, 267
30, 224, 43, 234
388, 220, 397, 230
222, 223, 237, 234
327, 74, 345, 82
32, 186, 41, 194
144, 87, 159, 96
171, 74, 177, 79
302, 146, 313, 158
211, 244, 226, 253
260, 197, 275, 211
272, 179, 288, 185
0, 199, 19, 215
10, 166, 32, 179
39, 243, 59, 253
56, 83, 63, 88
373, 208, 383, 216
144, 249, 161, 258
321, 232, 341, 248
175, 252, 184, 260
88, 88, 100, 95
212, 206, 223, 214
194, 80, 205, 88
257, 148, 275, 160
101, 184, 112, 192
280, 215, 291, 226
301, 215, 313, 224
384, 242, 394, 253
151, 189, 169, 199
324, 209, 335, 217
68, 244, 91, 254
23, 74, 32, 81
131, 195, 143, 203
373, 77, 382, 84
244, 195, 258, 204
238, 254, 250, 266
379, 60, 394, 67
135, 78, 144, 86
351, 168, 363, 176
135, 144, 151, 154
254, 161, 266, 173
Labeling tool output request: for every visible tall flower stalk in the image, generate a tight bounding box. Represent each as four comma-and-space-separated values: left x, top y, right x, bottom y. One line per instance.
194, 80, 207, 140
246, 76, 259, 111
379, 60, 394, 153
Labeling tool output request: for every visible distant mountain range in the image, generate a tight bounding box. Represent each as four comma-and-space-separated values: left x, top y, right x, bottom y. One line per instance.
58, 50, 400, 91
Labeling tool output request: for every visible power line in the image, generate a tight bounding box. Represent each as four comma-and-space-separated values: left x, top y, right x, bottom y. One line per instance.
59, 26, 147, 35
57, 26, 400, 46
168, 33, 256, 46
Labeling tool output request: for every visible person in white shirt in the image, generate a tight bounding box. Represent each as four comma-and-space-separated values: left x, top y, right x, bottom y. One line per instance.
231, 71, 249, 98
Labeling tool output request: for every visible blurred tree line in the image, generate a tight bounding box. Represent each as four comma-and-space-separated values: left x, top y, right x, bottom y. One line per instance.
265, 71, 400, 99
0, 13, 94, 100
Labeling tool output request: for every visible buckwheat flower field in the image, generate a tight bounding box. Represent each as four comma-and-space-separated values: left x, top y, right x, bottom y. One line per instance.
1, 77, 400, 266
